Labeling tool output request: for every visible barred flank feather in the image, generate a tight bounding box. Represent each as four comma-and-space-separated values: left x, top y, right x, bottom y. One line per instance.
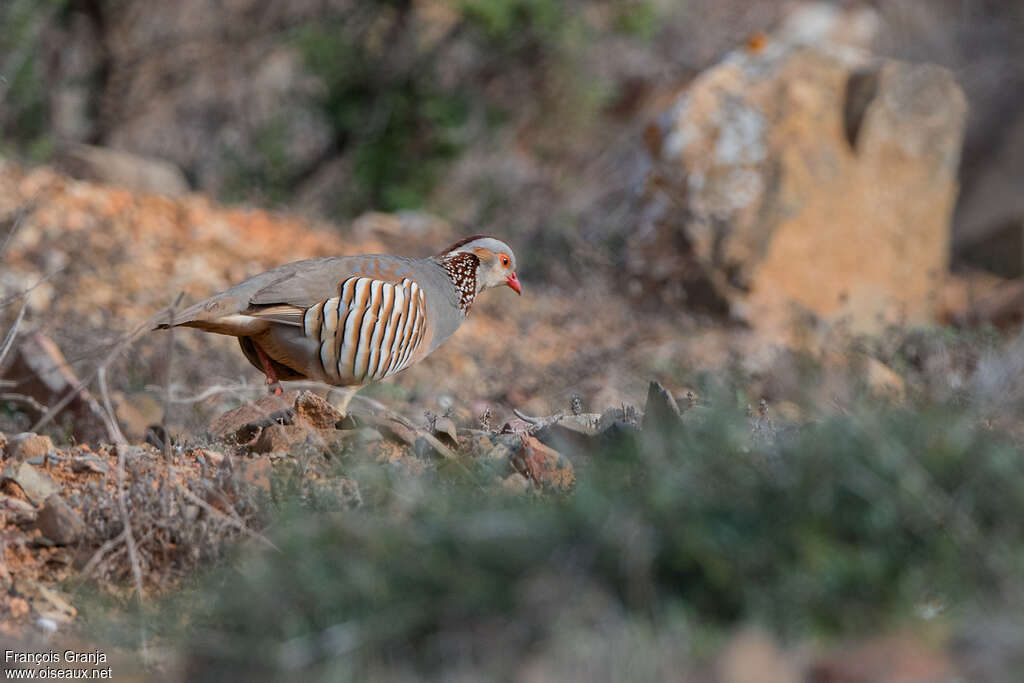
303, 276, 428, 384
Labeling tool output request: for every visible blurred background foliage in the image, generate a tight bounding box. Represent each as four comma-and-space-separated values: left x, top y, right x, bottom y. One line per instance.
3, 0, 1023, 286
0, 0, 663, 218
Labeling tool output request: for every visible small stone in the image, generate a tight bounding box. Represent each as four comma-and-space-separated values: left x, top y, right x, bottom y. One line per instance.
208, 391, 299, 443
1, 494, 38, 525
558, 414, 602, 435
5, 433, 55, 463
1, 461, 60, 505
432, 416, 458, 445
642, 381, 683, 433
516, 436, 575, 491
293, 390, 346, 429
69, 455, 109, 475
252, 424, 308, 454
36, 494, 86, 546
535, 413, 606, 457
336, 414, 360, 430
364, 416, 417, 446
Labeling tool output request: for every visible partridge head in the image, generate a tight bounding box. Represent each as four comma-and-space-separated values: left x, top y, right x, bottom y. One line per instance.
156, 235, 520, 391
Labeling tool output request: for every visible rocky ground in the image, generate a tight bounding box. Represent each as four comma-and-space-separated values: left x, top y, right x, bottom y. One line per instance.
0, 385, 587, 632
0, 163, 1018, 680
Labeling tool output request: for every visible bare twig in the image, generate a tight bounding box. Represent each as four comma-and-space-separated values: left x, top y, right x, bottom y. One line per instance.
116, 447, 145, 602
161, 293, 185, 461
512, 408, 543, 424
512, 408, 569, 430
115, 445, 150, 666
0, 267, 68, 310
31, 311, 165, 434
162, 382, 257, 404
96, 366, 127, 444
158, 379, 329, 404
77, 529, 127, 581
0, 298, 27, 370
0, 202, 35, 262
175, 481, 279, 552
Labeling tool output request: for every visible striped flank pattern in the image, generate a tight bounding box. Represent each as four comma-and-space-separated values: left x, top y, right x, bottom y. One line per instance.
302, 277, 428, 384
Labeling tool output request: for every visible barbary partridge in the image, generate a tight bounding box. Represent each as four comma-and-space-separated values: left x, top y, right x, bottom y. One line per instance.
156, 235, 520, 392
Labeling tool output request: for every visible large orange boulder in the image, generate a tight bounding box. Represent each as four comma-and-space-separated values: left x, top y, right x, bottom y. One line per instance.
629, 40, 967, 336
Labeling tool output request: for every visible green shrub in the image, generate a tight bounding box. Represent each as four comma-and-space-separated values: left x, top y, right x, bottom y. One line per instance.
0, 0, 69, 161
104, 380, 1024, 680
293, 22, 469, 214
460, 0, 564, 44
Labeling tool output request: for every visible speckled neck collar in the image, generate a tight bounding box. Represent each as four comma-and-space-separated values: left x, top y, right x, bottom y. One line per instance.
440, 251, 479, 313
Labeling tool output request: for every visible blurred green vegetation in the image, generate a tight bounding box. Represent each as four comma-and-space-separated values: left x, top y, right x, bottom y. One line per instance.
289, 22, 470, 214
267, 0, 663, 217
221, 117, 296, 206
460, 0, 569, 44
84, 368, 1024, 680
0, 0, 667, 230
612, 0, 661, 40
0, 0, 69, 162
284, 0, 593, 217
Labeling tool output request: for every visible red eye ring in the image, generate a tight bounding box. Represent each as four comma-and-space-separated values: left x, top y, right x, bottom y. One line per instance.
500, 254, 510, 267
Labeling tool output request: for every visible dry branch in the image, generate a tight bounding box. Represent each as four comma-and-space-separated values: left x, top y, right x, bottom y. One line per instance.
96, 366, 127, 444
30, 311, 167, 436
175, 480, 279, 552
78, 529, 128, 581
161, 293, 185, 461
116, 447, 145, 602
0, 299, 27, 369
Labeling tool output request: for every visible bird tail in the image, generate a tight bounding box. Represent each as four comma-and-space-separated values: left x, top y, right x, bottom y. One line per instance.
152, 299, 213, 330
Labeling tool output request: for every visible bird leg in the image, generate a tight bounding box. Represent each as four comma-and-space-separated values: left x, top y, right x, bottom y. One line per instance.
252, 341, 284, 395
